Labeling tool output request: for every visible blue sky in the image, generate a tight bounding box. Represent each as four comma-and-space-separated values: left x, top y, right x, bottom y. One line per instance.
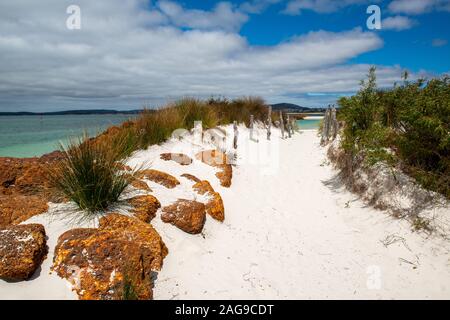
0, 0, 449, 111
188, 0, 450, 73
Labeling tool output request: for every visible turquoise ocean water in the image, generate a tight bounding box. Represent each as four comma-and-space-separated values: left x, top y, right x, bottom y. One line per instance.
0, 114, 321, 158
296, 118, 322, 130
0, 114, 134, 158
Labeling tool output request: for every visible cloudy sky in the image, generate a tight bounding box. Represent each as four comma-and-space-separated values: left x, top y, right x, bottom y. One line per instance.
0, 0, 449, 111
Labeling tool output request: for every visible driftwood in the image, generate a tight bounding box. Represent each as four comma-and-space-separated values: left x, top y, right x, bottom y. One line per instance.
233, 121, 238, 149
321, 105, 339, 145
286, 115, 292, 138
279, 111, 285, 139
265, 106, 272, 140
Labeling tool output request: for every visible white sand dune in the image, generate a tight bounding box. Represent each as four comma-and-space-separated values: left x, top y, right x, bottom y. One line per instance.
1, 126, 449, 299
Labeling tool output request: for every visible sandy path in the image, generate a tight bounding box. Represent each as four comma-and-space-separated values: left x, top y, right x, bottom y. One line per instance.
1, 127, 449, 299
153, 129, 450, 299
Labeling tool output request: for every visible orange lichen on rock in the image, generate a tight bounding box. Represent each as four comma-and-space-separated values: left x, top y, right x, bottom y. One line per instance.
130, 179, 152, 192
192, 180, 225, 222
0, 224, 48, 280
195, 150, 232, 187
181, 173, 201, 183
160, 153, 193, 166
0, 152, 63, 227
161, 199, 206, 234
0, 195, 49, 227
127, 195, 161, 223
52, 213, 168, 300
137, 169, 180, 189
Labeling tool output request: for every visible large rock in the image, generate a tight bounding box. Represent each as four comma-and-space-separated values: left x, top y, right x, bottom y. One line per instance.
160, 153, 193, 166
0, 151, 62, 197
0, 195, 49, 227
0, 224, 48, 280
192, 180, 225, 222
137, 169, 180, 189
195, 150, 232, 187
52, 213, 168, 300
0, 152, 63, 227
161, 199, 206, 234
128, 195, 161, 223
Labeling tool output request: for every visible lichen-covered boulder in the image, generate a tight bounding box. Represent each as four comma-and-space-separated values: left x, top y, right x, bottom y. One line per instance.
161, 199, 206, 234
52, 213, 168, 300
195, 150, 232, 187
0, 152, 63, 227
137, 169, 180, 189
128, 195, 161, 223
0, 195, 49, 227
160, 153, 193, 166
0, 224, 48, 280
192, 180, 225, 222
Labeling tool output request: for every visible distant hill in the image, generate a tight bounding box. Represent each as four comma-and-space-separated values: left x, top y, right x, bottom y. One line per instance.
270, 103, 326, 113
0, 104, 326, 116
0, 109, 143, 116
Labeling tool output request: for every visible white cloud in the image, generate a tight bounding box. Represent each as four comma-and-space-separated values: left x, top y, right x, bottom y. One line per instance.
156, 1, 248, 32
282, 0, 373, 15
0, 0, 425, 111
432, 38, 448, 46
388, 0, 450, 15
240, 0, 282, 14
382, 16, 416, 30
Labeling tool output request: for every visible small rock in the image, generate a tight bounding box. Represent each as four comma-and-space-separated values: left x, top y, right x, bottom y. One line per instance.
195, 150, 232, 187
161, 199, 206, 234
181, 173, 201, 183
160, 153, 193, 166
137, 169, 180, 189
192, 180, 225, 222
131, 179, 152, 192
128, 195, 161, 223
0, 224, 48, 280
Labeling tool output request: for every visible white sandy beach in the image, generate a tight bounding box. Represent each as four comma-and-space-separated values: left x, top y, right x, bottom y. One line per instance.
1, 126, 449, 299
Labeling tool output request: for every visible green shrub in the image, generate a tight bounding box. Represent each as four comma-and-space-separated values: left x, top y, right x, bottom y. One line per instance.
338, 68, 450, 198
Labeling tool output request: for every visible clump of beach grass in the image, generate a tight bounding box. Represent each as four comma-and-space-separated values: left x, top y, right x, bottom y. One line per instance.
175, 97, 218, 129
50, 132, 133, 214
136, 106, 183, 149
211, 96, 268, 126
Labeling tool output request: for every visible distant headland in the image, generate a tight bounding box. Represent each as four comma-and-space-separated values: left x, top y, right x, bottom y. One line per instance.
0, 109, 143, 116
0, 104, 326, 116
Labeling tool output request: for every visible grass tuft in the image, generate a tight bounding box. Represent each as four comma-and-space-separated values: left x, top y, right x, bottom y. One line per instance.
50, 132, 133, 214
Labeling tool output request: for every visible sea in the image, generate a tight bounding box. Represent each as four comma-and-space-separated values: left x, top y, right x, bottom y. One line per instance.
296, 118, 322, 130
0, 114, 322, 158
0, 114, 135, 158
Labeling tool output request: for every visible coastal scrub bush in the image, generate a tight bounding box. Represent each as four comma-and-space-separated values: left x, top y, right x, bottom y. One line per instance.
50, 133, 133, 213
209, 96, 268, 126
133, 96, 268, 150
135, 107, 183, 149
175, 98, 218, 129
338, 67, 450, 198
